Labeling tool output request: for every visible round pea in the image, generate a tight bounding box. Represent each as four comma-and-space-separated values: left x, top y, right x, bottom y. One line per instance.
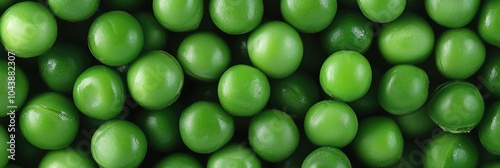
134, 12, 168, 52
248, 21, 303, 79
435, 28, 485, 80
280, 0, 337, 33
428, 81, 484, 133
378, 12, 434, 64
127, 50, 184, 110
153, 0, 203, 32
270, 71, 319, 117
20, 92, 79, 150
425, 0, 480, 28
0, 59, 29, 117
356, 0, 406, 23
0, 125, 8, 167
39, 148, 96, 168
352, 116, 404, 167
302, 147, 351, 168
207, 144, 261, 168
321, 10, 374, 54
304, 100, 358, 148
73, 65, 126, 120
320, 50, 372, 102
154, 153, 202, 168
248, 109, 299, 162
0, 1, 57, 58
180, 101, 234, 154
47, 0, 99, 22
39, 43, 89, 93
88, 10, 143, 66
379, 65, 429, 115
218, 65, 270, 116
478, 0, 500, 47
394, 103, 437, 139
479, 50, 500, 97
424, 133, 478, 168
209, 0, 263, 35
177, 32, 231, 82
478, 101, 500, 155
91, 120, 147, 168
135, 104, 182, 153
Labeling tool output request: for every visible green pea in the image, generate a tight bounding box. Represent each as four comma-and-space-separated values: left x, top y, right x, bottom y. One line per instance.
304, 100, 358, 148
425, 0, 480, 28
280, 0, 337, 33
180, 101, 234, 154
301, 147, 351, 168
0, 59, 29, 117
478, 0, 500, 47
73, 65, 126, 120
0, 125, 8, 167
0, 1, 57, 58
435, 28, 485, 80
209, 0, 263, 35
356, 0, 406, 23
20, 92, 79, 150
428, 81, 484, 133
0, 0, 15, 12
154, 153, 202, 168
38, 148, 96, 168
320, 50, 372, 102
39, 43, 89, 93
207, 143, 261, 168
47, 0, 99, 22
88, 10, 143, 66
134, 12, 168, 52
248, 109, 299, 162
218, 65, 270, 117
248, 21, 303, 79
127, 50, 184, 110
153, 0, 203, 32
270, 71, 319, 117
479, 50, 500, 97
378, 12, 434, 65
347, 78, 380, 117
177, 32, 231, 82
352, 116, 404, 167
424, 133, 478, 168
91, 120, 147, 168
394, 103, 437, 139
321, 10, 374, 54
379, 65, 429, 115
135, 104, 182, 153
478, 101, 500, 155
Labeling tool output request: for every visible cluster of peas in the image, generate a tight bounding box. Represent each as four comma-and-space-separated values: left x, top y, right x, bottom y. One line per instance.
0, 0, 500, 167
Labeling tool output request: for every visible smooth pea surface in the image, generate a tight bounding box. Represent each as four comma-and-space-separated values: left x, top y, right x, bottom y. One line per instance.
304, 100, 358, 148
0, 1, 57, 58
424, 133, 478, 168
356, 0, 405, 23
352, 116, 404, 167
135, 104, 182, 152
209, 0, 263, 35
478, 101, 500, 155
20, 92, 79, 150
301, 147, 351, 168
281, 0, 337, 33
0, 59, 29, 117
88, 10, 143, 66
218, 65, 270, 116
127, 50, 184, 110
480, 50, 500, 97
248, 21, 303, 79
134, 12, 167, 52
73, 65, 125, 120
378, 12, 434, 65
153, 0, 203, 32
478, 0, 500, 47
428, 81, 484, 133
248, 109, 299, 162
425, 0, 479, 28
154, 153, 202, 168
321, 10, 373, 54
394, 103, 437, 139
0, 125, 8, 167
177, 32, 231, 82
47, 0, 99, 22
180, 101, 234, 154
91, 120, 147, 168
207, 144, 261, 168
320, 50, 372, 102
270, 71, 319, 117
435, 28, 485, 79
39, 148, 96, 168
379, 65, 429, 115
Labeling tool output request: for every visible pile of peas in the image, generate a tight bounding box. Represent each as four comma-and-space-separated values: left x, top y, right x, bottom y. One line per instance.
0, 0, 499, 167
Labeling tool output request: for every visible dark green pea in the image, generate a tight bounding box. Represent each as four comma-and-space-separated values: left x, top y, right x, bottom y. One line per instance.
394, 103, 437, 139
478, 101, 500, 155
154, 153, 202, 168
134, 12, 168, 52
207, 143, 261, 168
479, 49, 500, 97
302, 147, 351, 168
482, 162, 500, 168
478, 0, 500, 47
0, 125, 8, 167
135, 104, 182, 153
270, 71, 319, 117
424, 133, 478, 168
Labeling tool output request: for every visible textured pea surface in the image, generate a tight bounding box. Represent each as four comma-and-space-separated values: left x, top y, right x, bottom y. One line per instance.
356, 0, 405, 23
424, 133, 478, 168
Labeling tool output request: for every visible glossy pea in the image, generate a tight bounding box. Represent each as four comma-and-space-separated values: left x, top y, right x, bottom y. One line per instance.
153, 0, 203, 32
179, 101, 234, 154
39, 148, 96, 168
135, 104, 182, 153
154, 153, 202, 168
47, 0, 99, 22
0, 59, 29, 117
394, 103, 437, 139
478, 101, 500, 155
356, 0, 406, 23
73, 65, 126, 120
479, 50, 500, 97
428, 81, 484, 133
207, 144, 261, 168
248, 109, 299, 162
134, 12, 168, 52
425, 0, 480, 28
280, 0, 337, 33
301, 147, 351, 168
209, 0, 263, 35
270, 71, 320, 117
478, 0, 500, 47
424, 133, 478, 168
379, 65, 429, 115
